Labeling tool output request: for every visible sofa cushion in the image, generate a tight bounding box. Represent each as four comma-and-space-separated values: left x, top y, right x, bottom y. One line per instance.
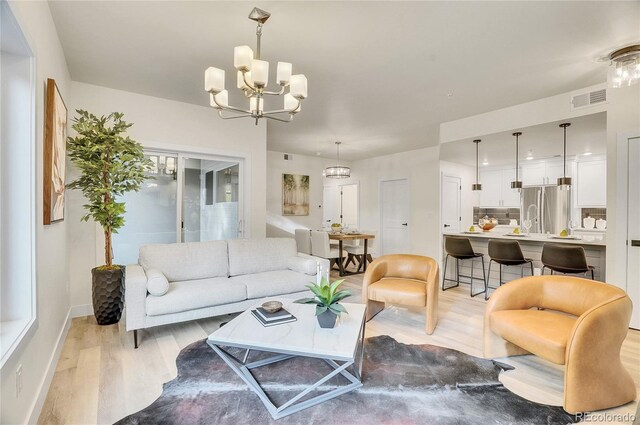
490, 309, 577, 365
287, 256, 318, 275
139, 241, 228, 281
229, 270, 313, 299
146, 277, 245, 316
228, 238, 297, 276
368, 278, 426, 306
146, 269, 169, 296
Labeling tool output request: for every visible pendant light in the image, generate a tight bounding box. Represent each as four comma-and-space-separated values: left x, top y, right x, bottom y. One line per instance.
511, 132, 523, 190
325, 141, 351, 179
472, 139, 482, 191
557, 123, 572, 189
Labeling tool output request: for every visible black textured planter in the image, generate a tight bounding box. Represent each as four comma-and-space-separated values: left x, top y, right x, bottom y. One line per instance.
317, 309, 337, 328
92, 267, 124, 325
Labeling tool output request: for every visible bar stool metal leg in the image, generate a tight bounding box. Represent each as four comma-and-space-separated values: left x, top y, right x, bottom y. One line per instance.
470, 257, 487, 298
441, 254, 460, 291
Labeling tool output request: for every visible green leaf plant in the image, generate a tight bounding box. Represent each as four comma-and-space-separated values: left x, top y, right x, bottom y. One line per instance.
295, 277, 351, 316
66, 110, 153, 269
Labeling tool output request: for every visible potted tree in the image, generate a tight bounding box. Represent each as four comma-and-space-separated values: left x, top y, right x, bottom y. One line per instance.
67, 110, 151, 325
295, 277, 351, 328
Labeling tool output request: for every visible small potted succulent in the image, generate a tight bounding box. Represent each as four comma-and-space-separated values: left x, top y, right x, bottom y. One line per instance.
295, 277, 351, 328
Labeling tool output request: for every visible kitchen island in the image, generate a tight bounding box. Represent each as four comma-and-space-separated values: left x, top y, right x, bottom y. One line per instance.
442, 231, 606, 290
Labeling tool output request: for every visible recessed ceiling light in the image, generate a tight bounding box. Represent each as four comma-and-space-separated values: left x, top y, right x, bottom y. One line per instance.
526, 150, 533, 160
583, 151, 593, 156
482, 160, 489, 166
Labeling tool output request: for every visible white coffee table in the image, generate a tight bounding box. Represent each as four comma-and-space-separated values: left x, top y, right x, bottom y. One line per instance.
207, 300, 366, 420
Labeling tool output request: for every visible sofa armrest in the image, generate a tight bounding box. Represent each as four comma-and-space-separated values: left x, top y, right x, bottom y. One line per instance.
297, 253, 330, 277
125, 264, 147, 331
362, 258, 388, 303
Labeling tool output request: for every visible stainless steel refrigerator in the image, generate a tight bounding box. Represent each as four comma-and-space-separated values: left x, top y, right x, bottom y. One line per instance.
521, 186, 572, 234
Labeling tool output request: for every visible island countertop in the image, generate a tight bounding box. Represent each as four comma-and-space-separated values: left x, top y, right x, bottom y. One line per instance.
443, 231, 606, 247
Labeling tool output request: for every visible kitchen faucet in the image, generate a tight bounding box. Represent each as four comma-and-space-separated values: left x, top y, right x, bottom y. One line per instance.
526, 204, 539, 224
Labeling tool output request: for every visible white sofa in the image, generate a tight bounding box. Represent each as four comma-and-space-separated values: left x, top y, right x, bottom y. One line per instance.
125, 238, 328, 347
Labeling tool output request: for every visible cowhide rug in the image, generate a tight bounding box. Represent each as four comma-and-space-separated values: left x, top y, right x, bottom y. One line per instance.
115, 335, 578, 425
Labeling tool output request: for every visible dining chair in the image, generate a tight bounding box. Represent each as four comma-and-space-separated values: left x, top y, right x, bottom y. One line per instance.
541, 243, 595, 280
344, 230, 376, 272
294, 229, 312, 255
311, 230, 346, 272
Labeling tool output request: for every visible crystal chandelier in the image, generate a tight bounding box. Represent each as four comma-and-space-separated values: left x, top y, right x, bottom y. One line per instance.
325, 142, 351, 179
608, 44, 640, 88
204, 8, 307, 125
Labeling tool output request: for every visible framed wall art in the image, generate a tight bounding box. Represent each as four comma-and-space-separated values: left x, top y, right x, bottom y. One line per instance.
43, 78, 68, 224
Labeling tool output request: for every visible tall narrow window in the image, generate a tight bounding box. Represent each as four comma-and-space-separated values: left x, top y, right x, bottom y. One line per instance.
1, 1, 37, 367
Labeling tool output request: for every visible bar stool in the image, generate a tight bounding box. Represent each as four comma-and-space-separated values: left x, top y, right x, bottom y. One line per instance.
487, 239, 534, 300
541, 243, 595, 280
442, 236, 487, 297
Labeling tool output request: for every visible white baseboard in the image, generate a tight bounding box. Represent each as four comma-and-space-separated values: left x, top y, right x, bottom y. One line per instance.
26, 309, 72, 425
70, 304, 93, 318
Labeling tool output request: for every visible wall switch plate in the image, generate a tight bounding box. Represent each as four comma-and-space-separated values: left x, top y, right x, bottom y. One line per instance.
16, 364, 23, 396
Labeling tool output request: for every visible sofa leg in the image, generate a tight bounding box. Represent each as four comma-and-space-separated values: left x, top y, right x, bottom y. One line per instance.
134, 329, 139, 349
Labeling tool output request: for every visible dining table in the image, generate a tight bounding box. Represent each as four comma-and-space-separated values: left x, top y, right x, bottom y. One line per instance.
328, 233, 376, 276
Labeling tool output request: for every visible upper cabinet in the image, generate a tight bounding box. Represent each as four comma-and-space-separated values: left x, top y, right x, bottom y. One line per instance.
576, 158, 606, 207
521, 160, 573, 186
479, 168, 520, 208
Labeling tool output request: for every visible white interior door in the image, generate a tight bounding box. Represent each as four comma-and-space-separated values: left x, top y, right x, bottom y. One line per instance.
322, 185, 340, 226
627, 136, 640, 329
380, 179, 410, 255
340, 183, 359, 228
441, 175, 461, 233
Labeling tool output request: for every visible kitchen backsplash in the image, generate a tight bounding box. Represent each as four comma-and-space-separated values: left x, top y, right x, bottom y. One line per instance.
473, 207, 521, 225
581, 208, 606, 221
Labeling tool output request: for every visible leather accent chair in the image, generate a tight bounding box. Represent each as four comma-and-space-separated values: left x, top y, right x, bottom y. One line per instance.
484, 275, 636, 413
363, 254, 439, 334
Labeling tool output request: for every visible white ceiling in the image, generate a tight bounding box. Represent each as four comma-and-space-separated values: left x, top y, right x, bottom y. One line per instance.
48, 1, 639, 161
439, 112, 607, 168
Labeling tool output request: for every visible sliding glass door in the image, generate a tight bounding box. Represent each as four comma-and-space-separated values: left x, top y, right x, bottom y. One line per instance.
112, 151, 244, 265
178, 154, 243, 242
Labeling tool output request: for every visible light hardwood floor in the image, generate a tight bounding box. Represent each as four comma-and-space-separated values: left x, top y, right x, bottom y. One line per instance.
38, 271, 640, 425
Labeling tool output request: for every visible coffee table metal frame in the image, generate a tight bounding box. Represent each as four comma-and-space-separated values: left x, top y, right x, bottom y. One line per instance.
207, 316, 366, 420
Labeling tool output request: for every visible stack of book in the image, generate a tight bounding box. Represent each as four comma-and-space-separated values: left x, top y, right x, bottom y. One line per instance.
251, 307, 297, 327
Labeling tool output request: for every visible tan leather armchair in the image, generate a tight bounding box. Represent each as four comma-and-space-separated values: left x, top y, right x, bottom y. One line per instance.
362, 254, 439, 334
484, 275, 636, 414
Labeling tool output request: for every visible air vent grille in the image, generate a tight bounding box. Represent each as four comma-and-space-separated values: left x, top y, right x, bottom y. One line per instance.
571, 88, 608, 111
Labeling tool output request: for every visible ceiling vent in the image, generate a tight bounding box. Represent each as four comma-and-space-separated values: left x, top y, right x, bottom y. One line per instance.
570, 88, 607, 111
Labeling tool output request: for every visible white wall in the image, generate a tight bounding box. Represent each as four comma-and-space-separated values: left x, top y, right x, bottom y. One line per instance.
67, 82, 267, 311
1, 1, 71, 424
266, 150, 352, 238
352, 146, 441, 260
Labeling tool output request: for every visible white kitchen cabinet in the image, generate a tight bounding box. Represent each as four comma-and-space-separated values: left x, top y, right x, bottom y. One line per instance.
479, 168, 521, 208
521, 162, 546, 186
521, 160, 573, 186
576, 159, 606, 207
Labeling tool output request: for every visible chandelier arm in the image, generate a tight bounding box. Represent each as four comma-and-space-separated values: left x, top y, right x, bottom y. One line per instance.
242, 71, 258, 93
263, 114, 293, 123
262, 86, 286, 96
262, 109, 296, 115
217, 110, 254, 120
211, 95, 252, 114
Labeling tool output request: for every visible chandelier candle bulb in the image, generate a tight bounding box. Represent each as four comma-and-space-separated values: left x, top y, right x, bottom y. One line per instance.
205, 67, 225, 93
210, 90, 228, 109
251, 59, 269, 87
234, 46, 253, 71
290, 74, 308, 99
284, 93, 301, 113
277, 62, 292, 85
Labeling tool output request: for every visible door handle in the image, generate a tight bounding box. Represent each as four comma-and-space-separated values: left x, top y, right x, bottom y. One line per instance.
444, 224, 451, 228
402, 223, 408, 226
631, 240, 640, 247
